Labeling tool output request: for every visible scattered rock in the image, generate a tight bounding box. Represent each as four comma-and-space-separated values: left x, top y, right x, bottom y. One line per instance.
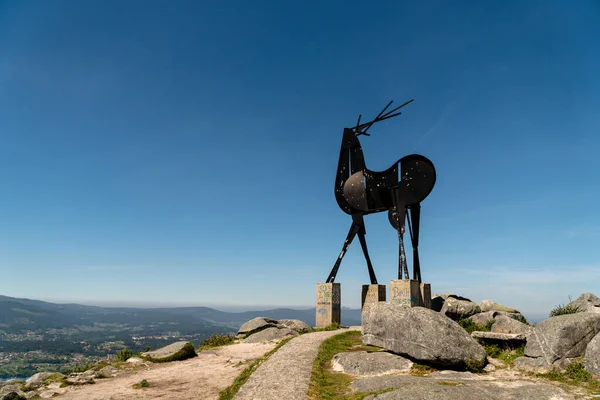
490, 315, 532, 335
486, 357, 506, 368
584, 332, 600, 378
440, 298, 481, 321
331, 351, 413, 376
467, 311, 497, 325
243, 327, 298, 343
513, 356, 555, 373
0, 385, 22, 397
237, 317, 278, 336
431, 294, 472, 312
97, 365, 118, 377
126, 356, 144, 364
277, 319, 312, 333
567, 293, 600, 314
479, 300, 519, 313
483, 363, 496, 372
1, 392, 24, 400
362, 303, 486, 369
471, 331, 527, 343
140, 341, 197, 362
25, 372, 63, 389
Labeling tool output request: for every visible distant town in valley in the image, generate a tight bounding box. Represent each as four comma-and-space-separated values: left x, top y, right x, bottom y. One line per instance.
0, 295, 361, 379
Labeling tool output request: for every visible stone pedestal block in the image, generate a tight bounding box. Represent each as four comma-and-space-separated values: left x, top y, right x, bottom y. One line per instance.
390, 279, 423, 307
420, 283, 432, 309
316, 283, 341, 328
361, 284, 386, 322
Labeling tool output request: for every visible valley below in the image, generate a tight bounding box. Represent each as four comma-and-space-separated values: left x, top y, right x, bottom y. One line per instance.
0, 295, 361, 379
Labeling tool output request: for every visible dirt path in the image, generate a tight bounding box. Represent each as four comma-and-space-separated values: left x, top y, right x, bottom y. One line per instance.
55, 342, 276, 400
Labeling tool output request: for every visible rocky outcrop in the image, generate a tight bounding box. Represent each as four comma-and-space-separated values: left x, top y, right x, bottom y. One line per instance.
479, 300, 520, 313
331, 351, 413, 376
238, 318, 312, 342
243, 327, 298, 343
237, 317, 279, 337
362, 303, 486, 369
567, 293, 600, 314
140, 341, 197, 363
431, 294, 472, 312
584, 332, 600, 378
440, 297, 480, 321
490, 314, 532, 335
277, 319, 311, 332
514, 312, 600, 372
467, 311, 497, 325
25, 372, 64, 389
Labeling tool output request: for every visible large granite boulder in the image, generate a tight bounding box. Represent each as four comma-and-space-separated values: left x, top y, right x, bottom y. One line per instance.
140, 341, 197, 362
467, 311, 497, 326
566, 293, 600, 314
277, 319, 312, 333
431, 294, 472, 312
514, 312, 600, 372
479, 300, 519, 313
362, 303, 486, 369
237, 317, 278, 336
25, 372, 63, 389
440, 297, 481, 321
490, 315, 532, 335
332, 351, 413, 376
243, 326, 298, 343
584, 332, 600, 378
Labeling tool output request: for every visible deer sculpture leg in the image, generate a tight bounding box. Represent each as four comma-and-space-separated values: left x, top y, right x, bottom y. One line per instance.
407, 204, 422, 283
356, 218, 378, 285
326, 222, 360, 283
326, 215, 378, 284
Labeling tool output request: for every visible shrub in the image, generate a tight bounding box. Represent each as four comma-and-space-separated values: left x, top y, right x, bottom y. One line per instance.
565, 362, 592, 382
458, 318, 494, 334
200, 333, 235, 349
116, 348, 135, 362
132, 379, 149, 389
550, 303, 579, 317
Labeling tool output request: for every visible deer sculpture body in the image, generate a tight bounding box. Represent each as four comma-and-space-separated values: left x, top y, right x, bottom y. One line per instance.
326, 99, 436, 285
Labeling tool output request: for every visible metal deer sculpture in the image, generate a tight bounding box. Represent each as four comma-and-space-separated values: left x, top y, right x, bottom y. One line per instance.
326, 99, 436, 285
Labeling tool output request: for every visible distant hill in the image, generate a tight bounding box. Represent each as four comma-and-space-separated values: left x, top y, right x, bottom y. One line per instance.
0, 295, 362, 333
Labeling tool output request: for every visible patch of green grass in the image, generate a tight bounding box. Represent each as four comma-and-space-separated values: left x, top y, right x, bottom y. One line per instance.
497, 345, 524, 367
438, 381, 464, 386
218, 337, 294, 400
410, 363, 436, 376
535, 361, 600, 393
458, 318, 495, 334
313, 323, 341, 332
199, 333, 236, 350
132, 379, 149, 389
307, 330, 397, 400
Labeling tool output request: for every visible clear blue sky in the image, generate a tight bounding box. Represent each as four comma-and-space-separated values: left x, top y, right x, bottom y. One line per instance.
1, 0, 599, 320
